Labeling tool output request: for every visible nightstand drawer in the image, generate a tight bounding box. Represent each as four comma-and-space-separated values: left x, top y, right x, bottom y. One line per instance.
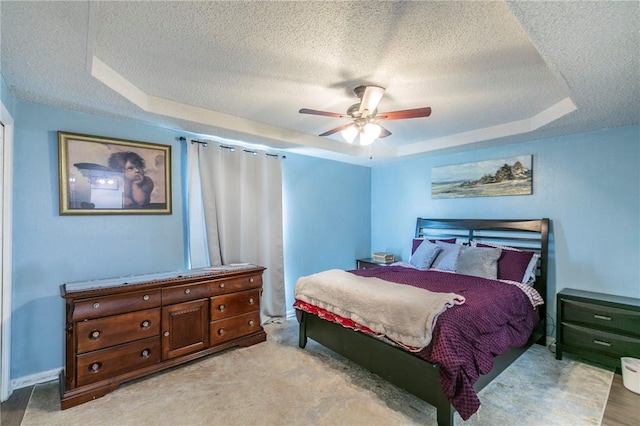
561, 322, 640, 358
561, 299, 640, 337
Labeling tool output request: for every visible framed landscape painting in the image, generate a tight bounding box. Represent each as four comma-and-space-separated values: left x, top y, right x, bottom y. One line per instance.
431, 155, 532, 199
58, 132, 172, 215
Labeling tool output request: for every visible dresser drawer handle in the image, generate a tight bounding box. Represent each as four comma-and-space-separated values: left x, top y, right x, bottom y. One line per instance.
593, 314, 612, 321
92, 302, 100, 309
593, 339, 612, 347
90, 362, 101, 373
248, 320, 255, 327
143, 294, 150, 301
248, 297, 255, 304
249, 277, 254, 283
164, 331, 169, 337
184, 288, 191, 294
218, 328, 225, 336
219, 283, 225, 288
140, 349, 150, 358
218, 304, 225, 311
141, 320, 150, 329
90, 330, 101, 340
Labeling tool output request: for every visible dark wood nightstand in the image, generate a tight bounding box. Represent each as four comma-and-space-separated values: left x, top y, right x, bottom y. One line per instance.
356, 258, 396, 270
556, 288, 640, 370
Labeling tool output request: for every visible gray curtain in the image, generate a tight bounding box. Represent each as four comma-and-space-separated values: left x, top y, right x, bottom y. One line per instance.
186, 140, 286, 323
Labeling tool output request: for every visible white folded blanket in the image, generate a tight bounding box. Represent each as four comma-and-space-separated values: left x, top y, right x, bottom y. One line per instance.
294, 269, 465, 349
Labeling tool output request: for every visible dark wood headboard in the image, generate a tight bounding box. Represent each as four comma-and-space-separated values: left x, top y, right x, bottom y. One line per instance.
415, 218, 550, 344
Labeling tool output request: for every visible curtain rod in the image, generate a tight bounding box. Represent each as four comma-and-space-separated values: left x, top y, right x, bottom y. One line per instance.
179, 136, 208, 146
179, 136, 285, 159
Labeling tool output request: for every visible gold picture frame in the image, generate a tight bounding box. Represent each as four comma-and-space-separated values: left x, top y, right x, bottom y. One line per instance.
58, 132, 172, 215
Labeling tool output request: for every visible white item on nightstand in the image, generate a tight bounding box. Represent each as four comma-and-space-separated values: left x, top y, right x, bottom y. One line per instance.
621, 357, 640, 394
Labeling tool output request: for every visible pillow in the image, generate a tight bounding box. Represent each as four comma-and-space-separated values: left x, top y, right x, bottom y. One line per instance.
411, 238, 457, 255
430, 241, 462, 271
523, 253, 540, 284
474, 242, 538, 284
409, 240, 442, 270
456, 246, 502, 280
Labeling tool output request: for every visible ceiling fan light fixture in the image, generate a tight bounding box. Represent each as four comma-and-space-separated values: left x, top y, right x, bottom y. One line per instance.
364, 122, 382, 139
341, 125, 358, 144
359, 123, 381, 146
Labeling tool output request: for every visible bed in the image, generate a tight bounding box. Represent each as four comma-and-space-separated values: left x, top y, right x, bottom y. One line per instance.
294, 218, 549, 426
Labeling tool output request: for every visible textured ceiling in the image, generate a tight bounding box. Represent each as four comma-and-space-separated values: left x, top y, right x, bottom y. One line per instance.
1, 1, 638, 165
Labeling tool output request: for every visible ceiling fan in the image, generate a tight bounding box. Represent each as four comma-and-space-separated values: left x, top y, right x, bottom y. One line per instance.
299, 85, 432, 145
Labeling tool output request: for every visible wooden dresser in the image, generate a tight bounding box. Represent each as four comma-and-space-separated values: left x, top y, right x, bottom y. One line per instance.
60, 265, 266, 409
556, 288, 640, 369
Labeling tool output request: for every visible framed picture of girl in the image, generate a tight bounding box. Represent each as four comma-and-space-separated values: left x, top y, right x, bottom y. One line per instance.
58, 132, 172, 215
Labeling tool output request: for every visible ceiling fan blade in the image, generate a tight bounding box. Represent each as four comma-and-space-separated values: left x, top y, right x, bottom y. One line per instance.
376, 107, 432, 121
299, 108, 348, 118
358, 86, 386, 116
319, 122, 355, 137
378, 126, 392, 138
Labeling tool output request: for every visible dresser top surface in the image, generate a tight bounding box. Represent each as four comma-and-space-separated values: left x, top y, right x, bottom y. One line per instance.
61, 264, 264, 296
558, 288, 640, 309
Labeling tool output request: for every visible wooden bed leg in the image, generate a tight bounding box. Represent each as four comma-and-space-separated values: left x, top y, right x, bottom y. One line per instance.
436, 403, 454, 426
298, 313, 308, 348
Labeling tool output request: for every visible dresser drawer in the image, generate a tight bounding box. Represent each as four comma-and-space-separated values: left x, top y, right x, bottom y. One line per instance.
73, 290, 161, 321
210, 289, 260, 320
76, 308, 161, 354
561, 299, 640, 337
209, 274, 262, 295
561, 322, 640, 359
76, 337, 161, 387
210, 311, 261, 345
162, 282, 210, 305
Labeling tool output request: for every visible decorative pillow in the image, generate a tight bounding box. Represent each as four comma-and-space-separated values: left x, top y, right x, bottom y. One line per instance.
522, 253, 540, 284
409, 240, 442, 270
430, 241, 462, 271
456, 246, 502, 280
474, 242, 538, 284
411, 238, 457, 255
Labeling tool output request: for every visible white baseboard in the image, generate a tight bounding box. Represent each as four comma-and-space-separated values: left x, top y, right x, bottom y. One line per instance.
286, 308, 296, 319
11, 367, 61, 390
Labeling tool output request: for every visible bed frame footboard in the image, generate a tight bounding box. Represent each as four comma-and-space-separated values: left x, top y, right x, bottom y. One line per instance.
299, 311, 534, 426
299, 311, 453, 426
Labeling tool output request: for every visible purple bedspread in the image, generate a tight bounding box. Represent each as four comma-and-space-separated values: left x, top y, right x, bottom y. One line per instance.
351, 266, 540, 420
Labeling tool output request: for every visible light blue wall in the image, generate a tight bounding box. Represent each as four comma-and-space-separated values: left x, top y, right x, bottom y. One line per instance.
9, 101, 372, 381
371, 124, 640, 329
11, 102, 187, 378
282, 153, 371, 314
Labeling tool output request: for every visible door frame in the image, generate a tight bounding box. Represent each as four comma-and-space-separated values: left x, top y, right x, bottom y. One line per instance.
0, 101, 14, 401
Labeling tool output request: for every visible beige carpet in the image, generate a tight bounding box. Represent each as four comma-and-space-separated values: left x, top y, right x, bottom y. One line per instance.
22, 319, 613, 426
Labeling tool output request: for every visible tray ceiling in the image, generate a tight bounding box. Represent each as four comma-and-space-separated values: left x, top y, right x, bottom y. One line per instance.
1, 1, 638, 164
